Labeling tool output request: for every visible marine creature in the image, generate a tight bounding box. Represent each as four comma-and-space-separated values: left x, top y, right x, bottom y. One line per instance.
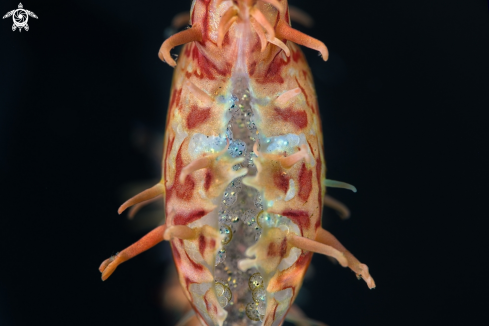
99, 1, 375, 325
2, 3, 38, 32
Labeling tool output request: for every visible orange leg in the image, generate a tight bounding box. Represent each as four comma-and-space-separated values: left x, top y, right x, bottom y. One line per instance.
99, 224, 167, 281
158, 24, 202, 67
276, 20, 329, 60
316, 228, 376, 289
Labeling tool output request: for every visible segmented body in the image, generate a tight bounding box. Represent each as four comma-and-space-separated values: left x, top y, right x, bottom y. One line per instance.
99, 1, 375, 326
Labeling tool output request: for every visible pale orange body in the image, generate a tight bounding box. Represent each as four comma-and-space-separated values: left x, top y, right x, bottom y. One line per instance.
99, 1, 375, 326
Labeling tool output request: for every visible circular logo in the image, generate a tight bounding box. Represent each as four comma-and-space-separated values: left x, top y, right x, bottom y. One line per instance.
13, 9, 28, 28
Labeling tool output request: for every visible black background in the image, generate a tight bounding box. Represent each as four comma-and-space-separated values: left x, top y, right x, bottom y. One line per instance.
1, 0, 488, 325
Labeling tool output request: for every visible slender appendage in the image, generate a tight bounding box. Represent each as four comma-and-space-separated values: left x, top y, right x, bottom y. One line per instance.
289, 6, 314, 28
275, 88, 301, 107
288, 234, 348, 267
324, 179, 357, 193
180, 157, 213, 184
280, 144, 311, 168
250, 17, 267, 52
185, 80, 214, 106
316, 228, 376, 289
218, 7, 238, 48
159, 24, 203, 67
164, 225, 197, 241
268, 36, 290, 57
323, 194, 350, 219
99, 224, 167, 281
179, 139, 230, 184
250, 8, 275, 40
276, 20, 329, 60
118, 183, 164, 215
127, 194, 163, 219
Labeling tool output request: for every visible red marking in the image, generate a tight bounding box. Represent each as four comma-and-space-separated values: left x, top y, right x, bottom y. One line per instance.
174, 210, 207, 225
281, 210, 310, 231
184, 276, 192, 291
271, 302, 279, 324
210, 239, 216, 249
273, 107, 308, 129
167, 147, 195, 201
295, 77, 311, 111
273, 172, 290, 194
292, 50, 302, 63
249, 61, 257, 76
251, 38, 261, 53
268, 239, 288, 258
267, 242, 278, 257
200, 0, 211, 44
189, 45, 230, 80
164, 136, 175, 187
204, 169, 212, 191
295, 252, 313, 268
314, 218, 321, 230
256, 52, 288, 84
280, 238, 288, 258
316, 157, 322, 220
184, 251, 204, 271
187, 105, 211, 129
199, 234, 206, 255
204, 296, 211, 314
169, 88, 183, 111
171, 242, 181, 262
298, 163, 313, 202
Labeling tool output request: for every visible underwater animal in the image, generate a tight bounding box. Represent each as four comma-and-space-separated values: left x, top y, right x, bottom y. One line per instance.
99, 1, 375, 325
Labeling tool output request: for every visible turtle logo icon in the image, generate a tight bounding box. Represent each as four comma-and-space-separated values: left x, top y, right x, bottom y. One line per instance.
3, 3, 37, 32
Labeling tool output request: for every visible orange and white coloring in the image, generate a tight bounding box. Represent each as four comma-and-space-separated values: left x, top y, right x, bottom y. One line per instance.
99, 1, 376, 326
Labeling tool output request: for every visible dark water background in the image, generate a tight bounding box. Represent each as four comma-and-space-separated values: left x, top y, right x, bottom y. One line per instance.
1, 0, 488, 325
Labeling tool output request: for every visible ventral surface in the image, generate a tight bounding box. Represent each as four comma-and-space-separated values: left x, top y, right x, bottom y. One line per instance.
99, 1, 375, 326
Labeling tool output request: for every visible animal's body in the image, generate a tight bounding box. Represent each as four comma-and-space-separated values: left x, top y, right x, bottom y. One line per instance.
99, 1, 375, 325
